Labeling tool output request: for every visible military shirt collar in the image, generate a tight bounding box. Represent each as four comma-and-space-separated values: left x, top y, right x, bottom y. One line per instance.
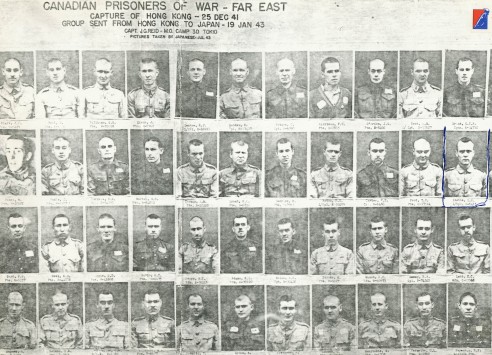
190, 163, 206, 173
4, 165, 31, 181
54, 236, 73, 246
370, 240, 387, 249
231, 84, 252, 94
412, 161, 429, 170
411, 82, 430, 93
192, 317, 205, 326
416, 241, 432, 250
325, 243, 339, 251
2, 81, 22, 94
280, 320, 295, 331
142, 83, 158, 95
459, 238, 476, 249
322, 84, 340, 94
98, 158, 121, 168
96, 83, 112, 90
323, 318, 341, 327
6, 315, 21, 323
324, 163, 340, 172
232, 164, 250, 173
145, 235, 163, 244
456, 164, 475, 174
368, 162, 387, 172
458, 81, 472, 89
52, 313, 70, 322
55, 159, 73, 170
277, 81, 298, 94
49, 82, 68, 92
276, 163, 293, 171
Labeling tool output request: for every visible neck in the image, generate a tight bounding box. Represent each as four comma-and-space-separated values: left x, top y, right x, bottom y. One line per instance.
324, 83, 338, 91
143, 83, 155, 90
280, 162, 291, 169
102, 157, 115, 164
413, 80, 426, 87
282, 82, 292, 89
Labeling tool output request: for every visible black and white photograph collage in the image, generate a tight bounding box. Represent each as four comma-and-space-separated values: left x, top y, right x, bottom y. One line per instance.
1, 48, 492, 354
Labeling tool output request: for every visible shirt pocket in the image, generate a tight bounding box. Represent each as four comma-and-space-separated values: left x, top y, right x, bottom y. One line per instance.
87, 98, 103, 114
469, 183, 483, 194
447, 183, 463, 193
381, 92, 395, 110
200, 254, 212, 265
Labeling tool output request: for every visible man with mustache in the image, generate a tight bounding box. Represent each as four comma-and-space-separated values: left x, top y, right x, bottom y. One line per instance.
0, 58, 35, 119
0, 291, 36, 349
0, 135, 36, 196
447, 214, 490, 273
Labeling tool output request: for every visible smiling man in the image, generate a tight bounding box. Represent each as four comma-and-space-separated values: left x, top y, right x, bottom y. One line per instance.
0, 58, 35, 119
0, 135, 36, 195
0, 291, 36, 349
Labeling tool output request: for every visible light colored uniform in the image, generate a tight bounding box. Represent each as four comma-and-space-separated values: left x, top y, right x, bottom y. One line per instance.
400, 161, 442, 196
177, 318, 219, 352
38, 313, 82, 348
0, 166, 36, 195
444, 164, 487, 197
178, 241, 219, 274
85, 317, 129, 349
176, 162, 217, 198
0, 82, 35, 119
127, 85, 170, 118
359, 318, 401, 349
41, 236, 84, 273
267, 320, 310, 351
314, 318, 356, 351
36, 83, 82, 118
447, 239, 490, 274
401, 242, 445, 274
398, 82, 442, 118
41, 159, 84, 195
356, 240, 399, 274
131, 315, 174, 348
83, 83, 126, 119
310, 244, 355, 275
403, 316, 446, 348
219, 164, 261, 197
310, 164, 353, 198
220, 84, 262, 119
0, 316, 36, 349
87, 159, 129, 196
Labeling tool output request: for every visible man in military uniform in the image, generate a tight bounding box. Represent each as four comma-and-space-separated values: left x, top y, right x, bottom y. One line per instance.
0, 291, 36, 349
309, 57, 352, 119
357, 137, 399, 198
176, 139, 217, 198
310, 139, 353, 198
265, 138, 306, 198
131, 289, 175, 349
403, 292, 446, 348
87, 213, 129, 272
223, 294, 264, 351
0, 213, 38, 273
400, 138, 442, 197
220, 58, 262, 119
398, 58, 442, 118
133, 214, 174, 271
83, 58, 126, 119
132, 136, 172, 195
0, 58, 35, 119
359, 292, 401, 349
177, 58, 216, 118
177, 216, 218, 274
41, 214, 84, 273
221, 215, 262, 273
444, 57, 485, 117
86, 291, 129, 349
0, 135, 36, 195
310, 218, 355, 275
266, 58, 307, 118
355, 58, 397, 119
177, 293, 219, 352
449, 292, 491, 348
219, 140, 261, 197
356, 216, 399, 274
401, 216, 445, 274
128, 58, 170, 119
87, 136, 129, 196
447, 214, 490, 274
267, 294, 310, 351
39, 291, 82, 348
444, 137, 486, 197
314, 295, 356, 351
266, 218, 308, 274
36, 58, 82, 118
41, 136, 84, 195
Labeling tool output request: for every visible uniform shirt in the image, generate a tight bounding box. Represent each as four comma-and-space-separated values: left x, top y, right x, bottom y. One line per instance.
41, 159, 84, 195
310, 164, 353, 198
86, 239, 129, 272
83, 84, 126, 119
266, 240, 308, 275
222, 318, 264, 351
0, 165, 36, 196
449, 315, 491, 348
221, 236, 262, 273
85, 317, 129, 349
310, 244, 355, 275
0, 82, 35, 119
176, 162, 217, 198
266, 82, 307, 118
131, 161, 173, 195
127, 85, 170, 118
265, 164, 306, 198
178, 241, 218, 274
447, 238, 490, 274
401, 242, 445, 274
220, 84, 262, 119
443, 82, 485, 117
400, 161, 442, 197
87, 159, 129, 196
444, 164, 486, 197
177, 81, 216, 118
356, 240, 399, 274
177, 318, 219, 352
219, 164, 261, 197
314, 318, 356, 351
36, 83, 82, 118
398, 82, 442, 118
133, 237, 174, 271
267, 320, 310, 351
131, 315, 175, 348
0, 316, 36, 349
41, 236, 84, 273
0, 237, 38, 273
309, 85, 352, 119
357, 163, 399, 198
355, 83, 397, 119
39, 313, 82, 349
403, 316, 446, 348
359, 318, 401, 349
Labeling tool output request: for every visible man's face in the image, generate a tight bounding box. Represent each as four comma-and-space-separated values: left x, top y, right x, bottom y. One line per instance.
279, 300, 296, 322
458, 218, 475, 240
276, 142, 294, 167
98, 137, 116, 160
276, 59, 295, 86
47, 61, 66, 85
412, 61, 430, 85
143, 293, 162, 316
323, 222, 340, 246
144, 141, 163, 164
230, 60, 249, 84
188, 144, 204, 168
368, 60, 385, 84
370, 294, 388, 317
5, 138, 29, 172
188, 295, 204, 319
145, 218, 162, 238
456, 60, 474, 86
324, 143, 341, 165
368, 142, 386, 166
189, 219, 205, 244
8, 216, 26, 239
52, 293, 69, 318
139, 62, 159, 86
322, 62, 341, 86
94, 60, 113, 86
458, 295, 477, 318
277, 222, 295, 244
413, 140, 431, 166
455, 141, 474, 168
53, 217, 71, 238
188, 60, 206, 83
98, 217, 116, 242
230, 143, 248, 166
2, 59, 23, 87
323, 297, 341, 321
416, 295, 434, 317
98, 294, 115, 317
7, 293, 24, 319
232, 217, 250, 238
415, 220, 434, 243
370, 221, 387, 243
234, 297, 254, 320
52, 138, 71, 162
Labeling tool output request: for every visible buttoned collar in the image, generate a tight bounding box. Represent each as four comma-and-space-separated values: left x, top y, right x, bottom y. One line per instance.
142, 83, 158, 95
231, 84, 252, 94
191, 239, 205, 248
324, 163, 340, 173
323, 318, 341, 327
232, 164, 251, 173
4, 165, 31, 181
370, 240, 387, 249
416, 241, 432, 250
145, 235, 163, 244
191, 317, 205, 326
458, 238, 476, 249
280, 320, 295, 331
54, 236, 72, 246
411, 82, 430, 93
98, 158, 121, 168
372, 317, 388, 324
190, 163, 206, 173
456, 164, 476, 174
6, 315, 21, 324
458, 81, 472, 89
325, 243, 339, 251
412, 161, 429, 170
368, 162, 388, 172
96, 83, 112, 90
277, 163, 293, 171
97, 316, 116, 327
49, 82, 68, 92
52, 313, 70, 322
55, 159, 73, 170
2, 82, 22, 94
322, 84, 340, 94
277, 81, 298, 94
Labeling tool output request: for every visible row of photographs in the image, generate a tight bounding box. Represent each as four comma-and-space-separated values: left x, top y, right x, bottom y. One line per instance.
1, 282, 490, 351
2, 205, 489, 275
2, 49, 492, 120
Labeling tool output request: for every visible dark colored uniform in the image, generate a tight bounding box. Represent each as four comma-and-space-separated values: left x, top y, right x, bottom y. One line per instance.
309, 85, 352, 119
0, 316, 36, 349
176, 162, 217, 198
86, 239, 129, 272
267, 321, 310, 351
266, 82, 307, 118
131, 162, 173, 195
131, 315, 175, 349
222, 318, 265, 351
403, 317, 446, 348
265, 164, 307, 198
87, 159, 129, 196
219, 85, 262, 119
221, 236, 262, 273
357, 163, 399, 198
448, 315, 491, 348
266, 240, 308, 275
177, 81, 217, 118
127, 85, 170, 118
314, 318, 356, 351
133, 236, 174, 271
0, 237, 38, 273
219, 164, 261, 197
443, 82, 485, 117
355, 83, 397, 119
0, 166, 36, 196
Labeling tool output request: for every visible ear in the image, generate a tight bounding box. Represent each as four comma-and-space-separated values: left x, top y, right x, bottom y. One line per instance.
25, 152, 32, 162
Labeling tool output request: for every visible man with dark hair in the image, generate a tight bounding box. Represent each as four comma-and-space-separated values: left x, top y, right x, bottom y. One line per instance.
0, 57, 35, 119
0, 135, 35, 195
128, 58, 170, 118
0, 291, 36, 349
